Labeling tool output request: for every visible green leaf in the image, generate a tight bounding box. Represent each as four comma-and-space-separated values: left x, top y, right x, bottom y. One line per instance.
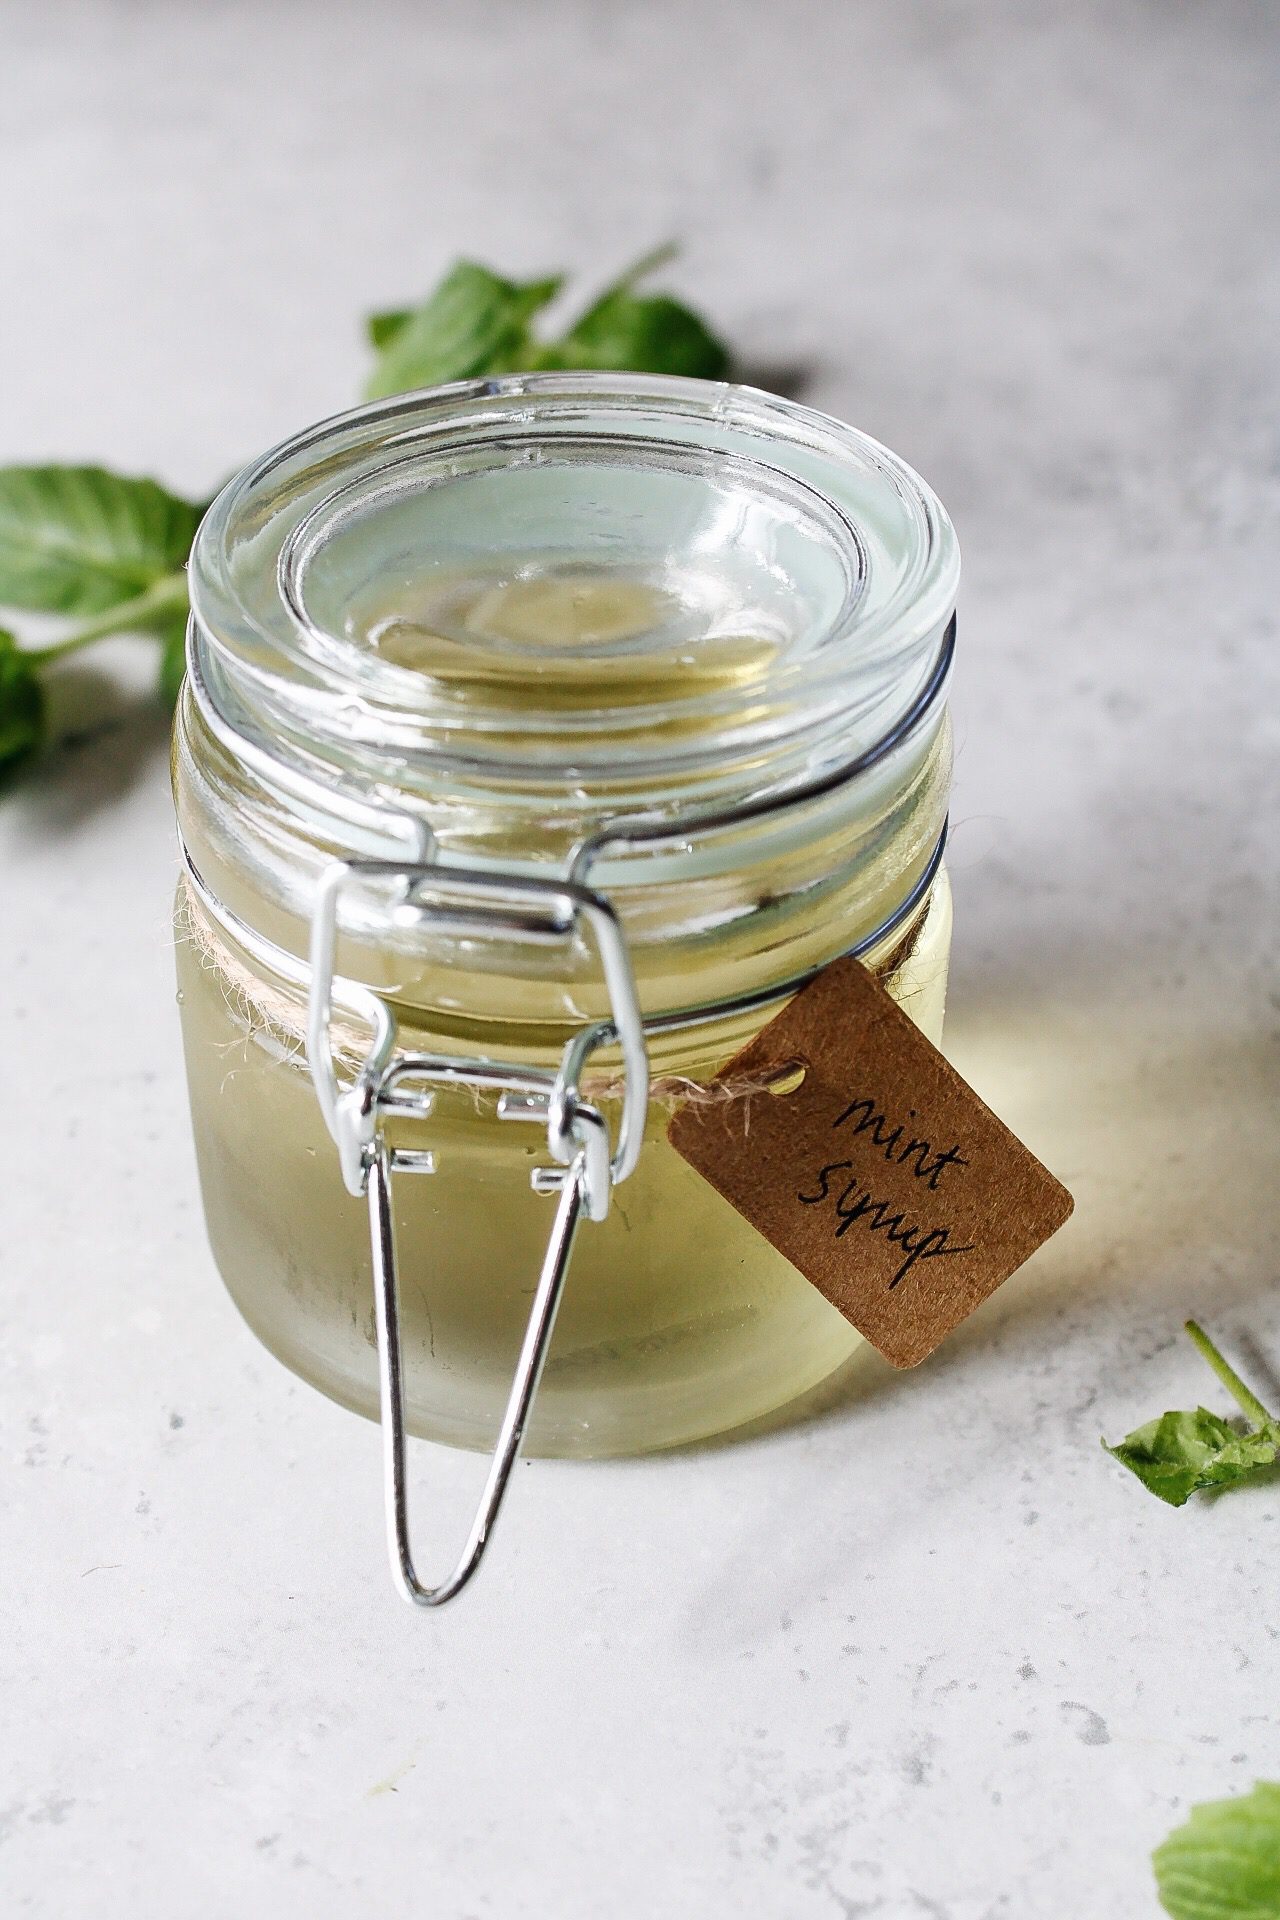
0, 629, 47, 772
363, 261, 564, 401
363, 249, 734, 397
1154, 1780, 1280, 1919
157, 613, 189, 705
1105, 1321, 1280, 1505
1105, 1410, 1280, 1507
365, 309, 413, 350
0, 466, 201, 616
544, 287, 731, 380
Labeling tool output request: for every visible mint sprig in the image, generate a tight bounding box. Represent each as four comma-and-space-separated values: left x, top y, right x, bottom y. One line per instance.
1105, 1321, 1280, 1505
364, 246, 730, 399
0, 467, 199, 773
1154, 1780, 1280, 1918
0, 246, 733, 781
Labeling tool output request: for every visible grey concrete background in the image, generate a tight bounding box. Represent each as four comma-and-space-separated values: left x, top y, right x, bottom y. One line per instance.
1, 2, 1278, 1914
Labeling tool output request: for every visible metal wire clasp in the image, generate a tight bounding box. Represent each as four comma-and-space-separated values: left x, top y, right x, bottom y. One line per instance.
306, 855, 648, 1607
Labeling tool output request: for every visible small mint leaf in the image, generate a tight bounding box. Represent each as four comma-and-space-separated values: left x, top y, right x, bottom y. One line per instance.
0, 466, 201, 616
1105, 1408, 1280, 1506
156, 614, 189, 706
0, 628, 47, 773
1154, 1780, 1280, 1919
365, 309, 414, 350
548, 288, 731, 380
364, 261, 564, 400
1105, 1322, 1280, 1505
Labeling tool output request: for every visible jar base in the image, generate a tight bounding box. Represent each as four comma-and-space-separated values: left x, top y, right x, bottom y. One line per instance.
227, 1282, 861, 1460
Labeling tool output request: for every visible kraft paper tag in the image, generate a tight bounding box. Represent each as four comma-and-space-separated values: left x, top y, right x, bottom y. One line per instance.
667, 958, 1073, 1367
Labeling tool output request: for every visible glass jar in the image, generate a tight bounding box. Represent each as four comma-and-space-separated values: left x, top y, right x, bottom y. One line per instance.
173, 372, 958, 1466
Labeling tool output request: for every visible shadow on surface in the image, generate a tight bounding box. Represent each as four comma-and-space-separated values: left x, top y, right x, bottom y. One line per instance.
657, 938, 1280, 1462
733, 360, 814, 404
6, 661, 173, 835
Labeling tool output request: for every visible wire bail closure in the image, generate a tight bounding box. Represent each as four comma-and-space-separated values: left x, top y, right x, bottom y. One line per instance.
186, 609, 955, 1611
306, 854, 649, 1607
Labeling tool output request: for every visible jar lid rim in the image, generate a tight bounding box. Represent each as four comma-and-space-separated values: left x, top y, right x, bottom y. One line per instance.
189, 373, 959, 811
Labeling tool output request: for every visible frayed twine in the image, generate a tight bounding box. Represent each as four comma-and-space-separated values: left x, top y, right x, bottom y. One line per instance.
177, 874, 916, 1110
177, 878, 370, 1073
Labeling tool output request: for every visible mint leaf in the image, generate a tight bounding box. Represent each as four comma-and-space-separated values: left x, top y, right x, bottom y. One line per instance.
1106, 1409, 1279, 1506
365, 309, 413, 350
535, 244, 730, 378
363, 250, 734, 398
157, 615, 188, 705
363, 261, 564, 401
544, 282, 731, 380
1105, 1323, 1280, 1505
0, 629, 47, 772
0, 466, 201, 616
1154, 1781, 1280, 1918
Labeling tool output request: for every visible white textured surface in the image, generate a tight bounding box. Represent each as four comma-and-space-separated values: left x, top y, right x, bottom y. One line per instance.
2, 3, 1278, 1914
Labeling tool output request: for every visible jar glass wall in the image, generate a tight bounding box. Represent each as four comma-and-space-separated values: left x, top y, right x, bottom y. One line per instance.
173, 373, 960, 1457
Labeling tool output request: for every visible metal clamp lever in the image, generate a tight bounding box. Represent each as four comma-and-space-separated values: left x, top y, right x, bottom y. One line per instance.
307, 858, 647, 1607
367, 1136, 590, 1606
